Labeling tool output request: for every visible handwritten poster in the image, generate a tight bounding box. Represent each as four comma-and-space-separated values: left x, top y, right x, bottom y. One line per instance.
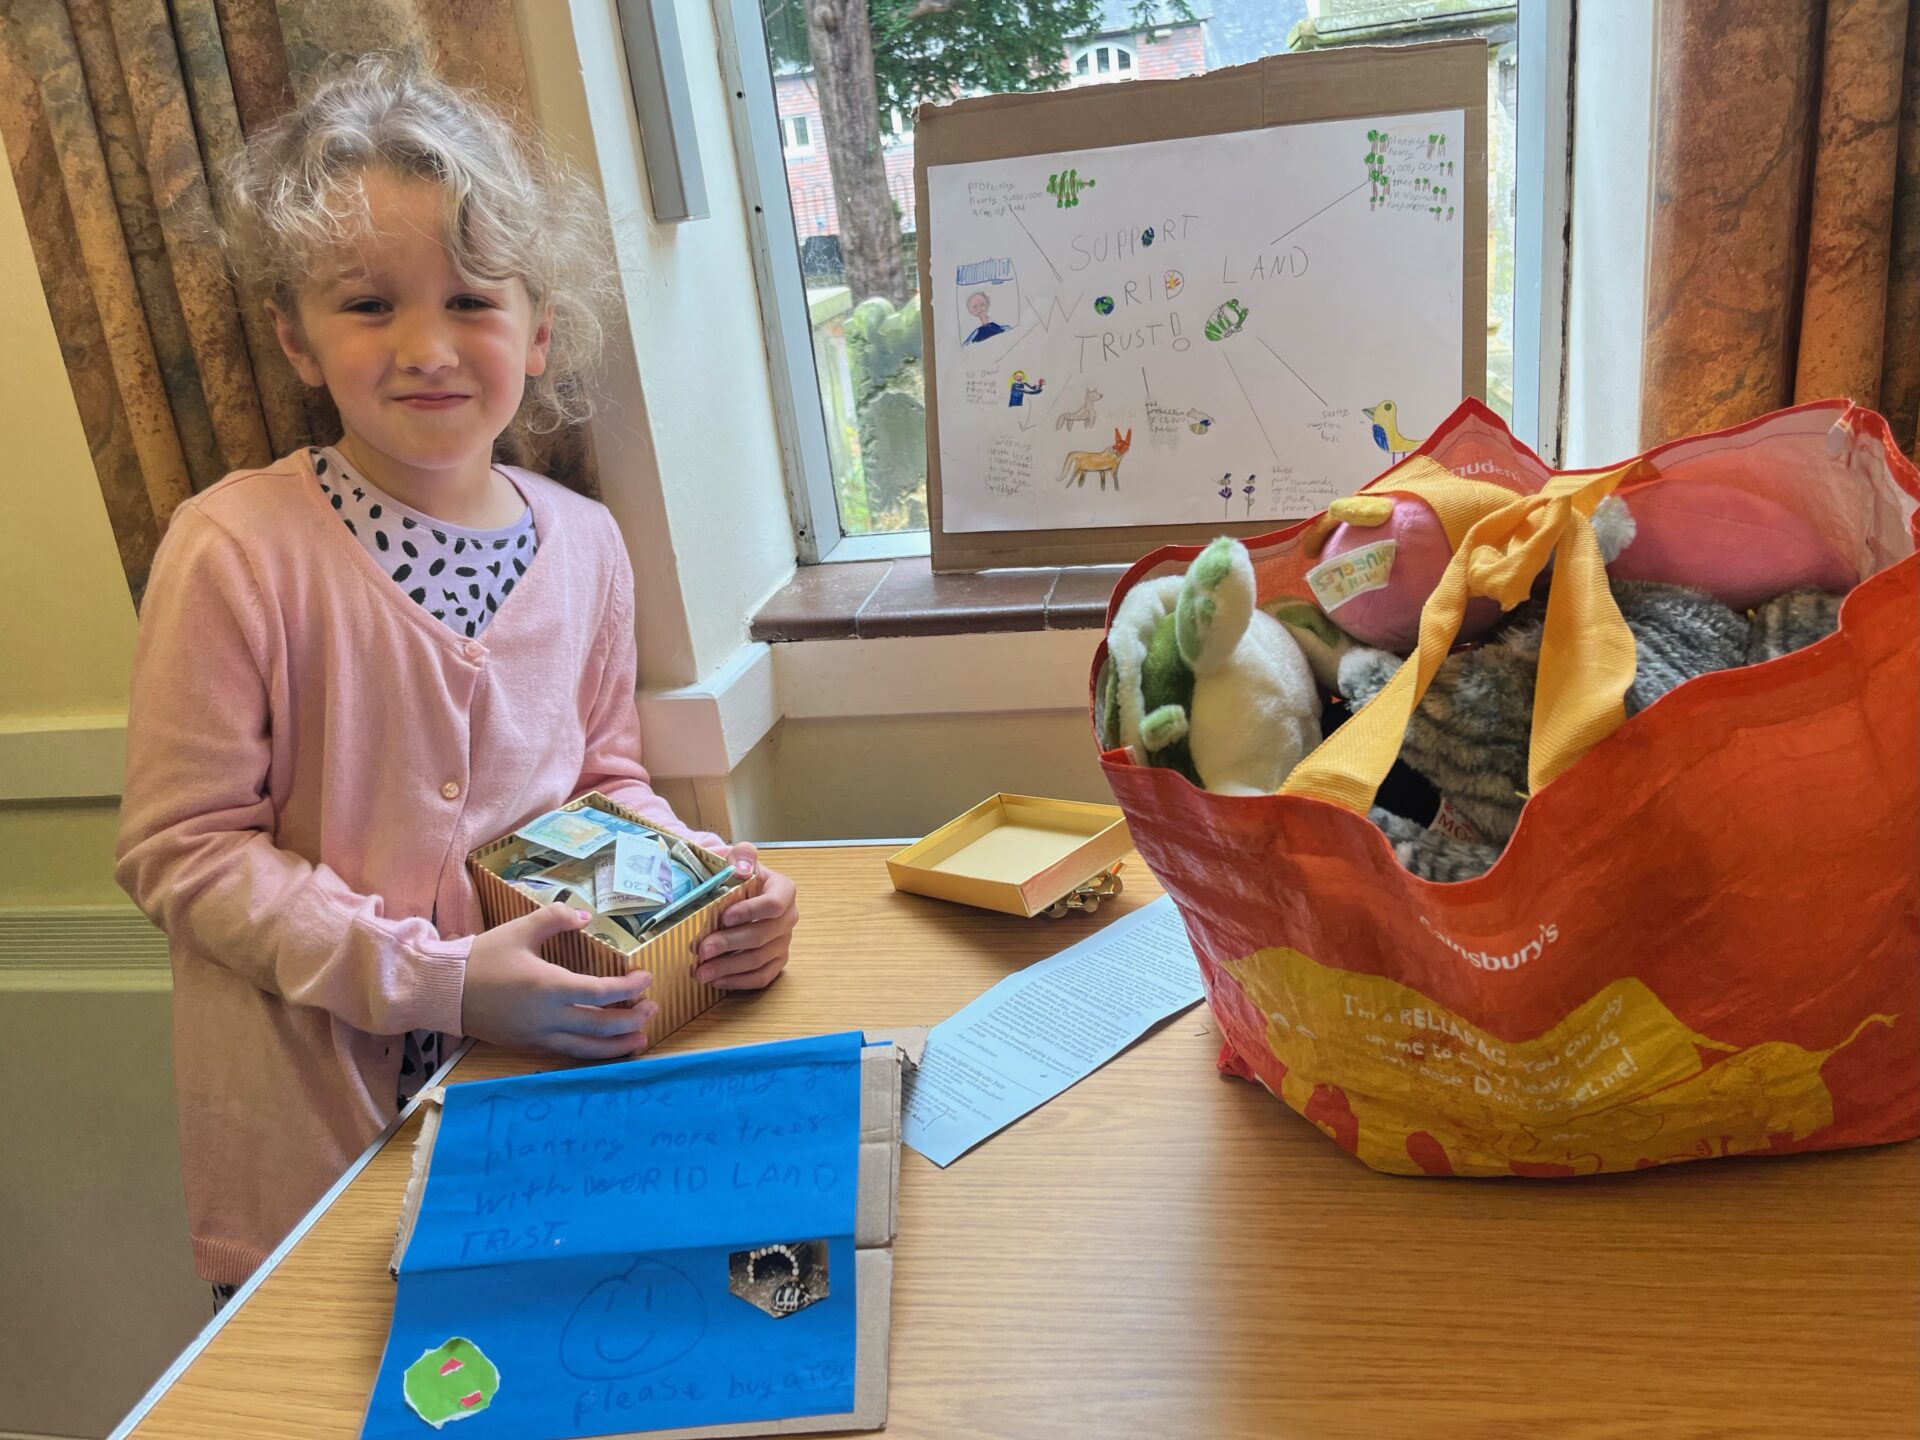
362, 1033, 865, 1439
927, 110, 1467, 533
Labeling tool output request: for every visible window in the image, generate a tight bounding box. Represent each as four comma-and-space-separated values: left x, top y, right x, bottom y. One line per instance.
1071, 42, 1136, 84
722, 0, 1569, 563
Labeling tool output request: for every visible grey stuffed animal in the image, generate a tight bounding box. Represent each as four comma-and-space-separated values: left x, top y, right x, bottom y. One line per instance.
1341, 582, 1844, 881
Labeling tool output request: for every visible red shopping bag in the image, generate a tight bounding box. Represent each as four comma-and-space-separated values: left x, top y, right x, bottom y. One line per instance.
1097, 399, 1920, 1176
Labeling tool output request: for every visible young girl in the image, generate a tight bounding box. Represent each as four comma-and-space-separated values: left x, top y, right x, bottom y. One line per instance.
114, 59, 799, 1300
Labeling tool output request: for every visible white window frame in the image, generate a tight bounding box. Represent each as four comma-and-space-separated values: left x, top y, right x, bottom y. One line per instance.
1513, 0, 1574, 465
1071, 41, 1137, 84
715, 0, 926, 562
716, 0, 1574, 566
780, 112, 815, 155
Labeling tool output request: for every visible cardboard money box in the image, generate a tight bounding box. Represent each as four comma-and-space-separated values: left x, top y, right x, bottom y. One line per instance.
467, 792, 740, 1048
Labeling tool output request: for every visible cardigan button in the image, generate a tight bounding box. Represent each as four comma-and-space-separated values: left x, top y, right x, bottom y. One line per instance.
441, 781, 462, 800
463, 641, 483, 660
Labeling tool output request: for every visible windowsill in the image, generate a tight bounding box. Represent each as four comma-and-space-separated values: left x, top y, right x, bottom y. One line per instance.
749, 558, 1128, 641
815, 529, 930, 563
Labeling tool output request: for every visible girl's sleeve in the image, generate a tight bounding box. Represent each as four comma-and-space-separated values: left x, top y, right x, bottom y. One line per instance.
575, 541, 730, 855
114, 507, 469, 1038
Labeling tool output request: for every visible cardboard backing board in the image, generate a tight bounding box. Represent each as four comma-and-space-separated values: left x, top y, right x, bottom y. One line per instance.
391, 1031, 924, 1438
915, 42, 1489, 572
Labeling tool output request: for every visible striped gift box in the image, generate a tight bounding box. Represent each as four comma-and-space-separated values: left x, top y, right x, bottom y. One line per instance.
466, 793, 728, 1046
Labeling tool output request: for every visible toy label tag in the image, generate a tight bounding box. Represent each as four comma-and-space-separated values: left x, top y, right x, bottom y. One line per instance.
1306, 539, 1397, 612
1428, 797, 1485, 843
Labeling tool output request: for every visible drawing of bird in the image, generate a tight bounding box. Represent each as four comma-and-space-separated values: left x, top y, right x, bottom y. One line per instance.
1364, 400, 1424, 464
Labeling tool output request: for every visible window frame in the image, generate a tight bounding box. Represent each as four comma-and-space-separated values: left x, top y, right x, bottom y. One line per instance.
1071, 40, 1138, 84
781, 112, 815, 155
1513, 0, 1574, 466
718, 0, 1573, 567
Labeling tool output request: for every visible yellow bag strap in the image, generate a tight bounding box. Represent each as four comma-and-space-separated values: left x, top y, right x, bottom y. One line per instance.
1280, 456, 1649, 815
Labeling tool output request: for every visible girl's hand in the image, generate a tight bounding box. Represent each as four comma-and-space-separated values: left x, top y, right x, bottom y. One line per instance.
695, 842, 798, 990
462, 903, 655, 1059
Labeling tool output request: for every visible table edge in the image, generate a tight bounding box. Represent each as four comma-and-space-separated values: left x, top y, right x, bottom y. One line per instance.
108, 1037, 479, 1440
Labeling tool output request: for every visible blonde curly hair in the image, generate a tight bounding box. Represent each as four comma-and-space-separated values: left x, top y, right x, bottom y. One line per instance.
222, 56, 617, 434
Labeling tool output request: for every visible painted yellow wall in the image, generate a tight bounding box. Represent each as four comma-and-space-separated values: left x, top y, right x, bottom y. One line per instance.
0, 801, 128, 906
0, 154, 138, 721
0, 142, 141, 911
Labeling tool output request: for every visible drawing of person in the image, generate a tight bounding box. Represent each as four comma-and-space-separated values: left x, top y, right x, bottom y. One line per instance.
1007, 371, 1046, 406
962, 291, 1010, 344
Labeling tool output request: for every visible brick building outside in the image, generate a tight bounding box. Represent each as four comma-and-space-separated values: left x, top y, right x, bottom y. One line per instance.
774, 3, 1213, 247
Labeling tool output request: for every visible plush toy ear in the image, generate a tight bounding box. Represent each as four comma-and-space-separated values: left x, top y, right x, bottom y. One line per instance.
1336, 646, 1403, 705
1177, 537, 1254, 671
1106, 575, 1185, 752
1590, 494, 1637, 563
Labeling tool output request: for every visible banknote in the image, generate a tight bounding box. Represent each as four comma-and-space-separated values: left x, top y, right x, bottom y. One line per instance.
609, 833, 674, 909
666, 835, 722, 880
593, 848, 662, 917
507, 875, 574, 908
513, 807, 620, 859
536, 856, 599, 908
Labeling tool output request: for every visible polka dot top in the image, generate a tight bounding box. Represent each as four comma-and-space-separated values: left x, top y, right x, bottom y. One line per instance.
311, 446, 537, 641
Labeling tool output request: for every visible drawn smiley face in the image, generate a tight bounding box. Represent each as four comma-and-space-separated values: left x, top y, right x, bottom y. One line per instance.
558, 1256, 707, 1380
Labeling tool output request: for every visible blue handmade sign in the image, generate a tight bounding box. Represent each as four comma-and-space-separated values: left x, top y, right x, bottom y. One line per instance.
362, 1031, 866, 1438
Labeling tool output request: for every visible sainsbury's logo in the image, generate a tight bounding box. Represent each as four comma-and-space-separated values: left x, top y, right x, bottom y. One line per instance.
1419, 914, 1561, 971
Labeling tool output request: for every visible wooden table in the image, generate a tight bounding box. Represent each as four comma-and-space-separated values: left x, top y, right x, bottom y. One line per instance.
119, 846, 1920, 1440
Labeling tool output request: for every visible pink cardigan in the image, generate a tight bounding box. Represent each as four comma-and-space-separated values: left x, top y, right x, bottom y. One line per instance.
115, 450, 725, 1285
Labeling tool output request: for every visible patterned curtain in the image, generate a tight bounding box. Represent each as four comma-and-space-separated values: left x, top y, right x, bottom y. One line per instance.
1641, 0, 1920, 455
0, 0, 598, 606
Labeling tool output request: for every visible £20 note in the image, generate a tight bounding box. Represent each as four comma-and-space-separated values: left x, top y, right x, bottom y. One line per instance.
607, 832, 675, 910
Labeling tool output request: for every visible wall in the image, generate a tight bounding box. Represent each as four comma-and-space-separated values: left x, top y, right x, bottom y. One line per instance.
0, 105, 140, 911
0, 983, 206, 1440
0, 152, 208, 1440
730, 710, 1112, 841
519, 0, 798, 689
725, 627, 1108, 841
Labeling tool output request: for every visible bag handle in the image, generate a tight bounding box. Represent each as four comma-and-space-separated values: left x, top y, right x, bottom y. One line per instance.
1280, 456, 1649, 815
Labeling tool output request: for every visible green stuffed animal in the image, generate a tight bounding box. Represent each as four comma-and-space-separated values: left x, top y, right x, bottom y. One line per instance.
1098, 573, 1199, 781
1099, 537, 1331, 795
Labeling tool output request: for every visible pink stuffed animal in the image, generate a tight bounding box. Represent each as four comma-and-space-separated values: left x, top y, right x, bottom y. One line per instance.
1602, 479, 1857, 609
1305, 493, 1503, 652
1304, 480, 1857, 653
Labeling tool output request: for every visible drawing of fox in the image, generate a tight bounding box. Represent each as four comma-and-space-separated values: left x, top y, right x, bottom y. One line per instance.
1057, 428, 1133, 490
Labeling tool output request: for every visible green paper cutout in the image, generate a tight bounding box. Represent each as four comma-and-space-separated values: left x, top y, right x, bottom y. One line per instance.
403, 1337, 500, 1429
